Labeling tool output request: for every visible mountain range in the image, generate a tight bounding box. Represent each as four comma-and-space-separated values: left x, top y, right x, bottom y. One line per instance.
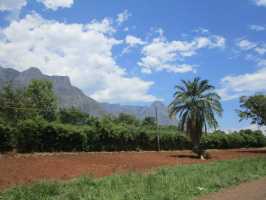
0, 66, 176, 125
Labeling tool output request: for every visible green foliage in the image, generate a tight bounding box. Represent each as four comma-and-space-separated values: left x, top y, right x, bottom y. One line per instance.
238, 94, 266, 126
0, 123, 14, 152
26, 80, 57, 121
58, 107, 97, 125
115, 113, 140, 125
2, 119, 264, 153
142, 116, 156, 126
201, 129, 266, 149
0, 79, 265, 154
16, 117, 46, 152
2, 157, 266, 200
16, 118, 87, 152
0, 83, 31, 123
0, 80, 58, 124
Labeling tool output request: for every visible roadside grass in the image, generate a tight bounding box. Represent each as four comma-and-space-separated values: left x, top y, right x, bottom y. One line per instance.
1, 157, 266, 200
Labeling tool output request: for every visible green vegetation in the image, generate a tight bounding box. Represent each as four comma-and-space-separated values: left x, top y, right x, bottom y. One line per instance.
26, 80, 58, 122
0, 116, 265, 153
0, 80, 57, 123
0, 83, 30, 123
0, 79, 265, 153
169, 77, 223, 159
1, 157, 266, 200
238, 94, 266, 126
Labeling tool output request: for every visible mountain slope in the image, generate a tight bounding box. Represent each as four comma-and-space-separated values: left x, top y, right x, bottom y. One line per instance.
101, 101, 175, 125
0, 66, 176, 125
0, 66, 105, 116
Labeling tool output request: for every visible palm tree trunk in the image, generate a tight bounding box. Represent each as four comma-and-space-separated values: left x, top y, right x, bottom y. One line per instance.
190, 130, 206, 159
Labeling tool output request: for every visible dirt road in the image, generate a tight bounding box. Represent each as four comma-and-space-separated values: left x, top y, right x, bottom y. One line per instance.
198, 178, 266, 200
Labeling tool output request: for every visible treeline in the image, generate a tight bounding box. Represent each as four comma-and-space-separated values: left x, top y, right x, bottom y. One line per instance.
1, 118, 266, 153
0, 80, 266, 153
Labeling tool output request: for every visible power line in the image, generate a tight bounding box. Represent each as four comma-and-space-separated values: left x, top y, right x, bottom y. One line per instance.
0, 104, 54, 111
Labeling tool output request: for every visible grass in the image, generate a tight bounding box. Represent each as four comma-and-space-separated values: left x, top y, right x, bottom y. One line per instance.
1, 157, 266, 200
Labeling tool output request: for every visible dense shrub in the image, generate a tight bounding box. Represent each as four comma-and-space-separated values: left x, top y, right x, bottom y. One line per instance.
16, 119, 87, 152
16, 118, 44, 152
0, 123, 14, 152
54, 124, 87, 152
201, 133, 229, 149
201, 130, 266, 149
1, 119, 266, 153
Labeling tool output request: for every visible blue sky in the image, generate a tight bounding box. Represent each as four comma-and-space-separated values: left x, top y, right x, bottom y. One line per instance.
0, 0, 266, 131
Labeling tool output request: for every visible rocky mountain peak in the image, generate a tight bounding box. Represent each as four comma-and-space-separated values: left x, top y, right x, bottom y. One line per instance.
23, 67, 42, 76
0, 66, 176, 125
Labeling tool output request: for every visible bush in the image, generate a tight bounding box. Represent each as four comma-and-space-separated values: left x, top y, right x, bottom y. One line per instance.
3, 118, 266, 153
55, 124, 87, 152
201, 130, 266, 149
201, 133, 229, 149
16, 119, 87, 153
0, 123, 14, 152
16, 118, 46, 152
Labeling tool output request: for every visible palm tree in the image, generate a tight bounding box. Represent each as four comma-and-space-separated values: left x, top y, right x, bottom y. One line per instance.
169, 77, 223, 159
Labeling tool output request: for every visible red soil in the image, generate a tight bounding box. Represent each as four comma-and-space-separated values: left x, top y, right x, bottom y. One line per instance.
0, 148, 265, 190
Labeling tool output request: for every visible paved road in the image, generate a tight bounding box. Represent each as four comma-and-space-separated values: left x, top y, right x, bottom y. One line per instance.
199, 178, 266, 200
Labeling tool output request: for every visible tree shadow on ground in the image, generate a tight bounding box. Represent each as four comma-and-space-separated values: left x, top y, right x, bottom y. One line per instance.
169, 154, 200, 159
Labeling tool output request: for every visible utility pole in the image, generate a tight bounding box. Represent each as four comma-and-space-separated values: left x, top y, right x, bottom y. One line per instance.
155, 106, 160, 151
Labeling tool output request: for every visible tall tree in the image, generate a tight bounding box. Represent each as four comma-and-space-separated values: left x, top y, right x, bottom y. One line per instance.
169, 77, 223, 159
0, 83, 31, 123
142, 116, 156, 126
116, 113, 140, 125
26, 80, 58, 121
59, 107, 96, 125
238, 94, 266, 126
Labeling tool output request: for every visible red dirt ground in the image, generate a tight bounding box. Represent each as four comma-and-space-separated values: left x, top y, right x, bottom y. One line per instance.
0, 148, 265, 190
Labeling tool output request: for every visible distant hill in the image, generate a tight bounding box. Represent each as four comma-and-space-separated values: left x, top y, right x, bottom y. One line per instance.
0, 66, 176, 125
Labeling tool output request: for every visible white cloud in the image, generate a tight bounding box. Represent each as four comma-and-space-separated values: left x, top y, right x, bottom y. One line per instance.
253, 0, 266, 7
258, 59, 266, 66
0, 13, 158, 103
0, 0, 27, 21
218, 67, 266, 100
138, 32, 225, 74
193, 27, 209, 34
0, 0, 74, 22
249, 24, 266, 31
116, 9, 130, 25
122, 35, 146, 54
37, 0, 74, 10
0, 0, 27, 11
85, 18, 116, 34
125, 35, 145, 47
237, 39, 257, 50
236, 39, 266, 66
255, 46, 266, 55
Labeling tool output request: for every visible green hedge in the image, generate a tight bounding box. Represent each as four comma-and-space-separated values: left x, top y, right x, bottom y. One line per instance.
0, 124, 14, 152
201, 130, 266, 149
0, 120, 265, 153
16, 119, 87, 152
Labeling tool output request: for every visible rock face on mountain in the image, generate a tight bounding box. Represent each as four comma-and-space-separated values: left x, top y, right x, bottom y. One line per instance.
101, 101, 175, 125
0, 66, 176, 125
0, 66, 105, 116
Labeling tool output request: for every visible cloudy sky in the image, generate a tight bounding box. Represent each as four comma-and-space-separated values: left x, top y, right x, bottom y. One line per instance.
0, 0, 266, 131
